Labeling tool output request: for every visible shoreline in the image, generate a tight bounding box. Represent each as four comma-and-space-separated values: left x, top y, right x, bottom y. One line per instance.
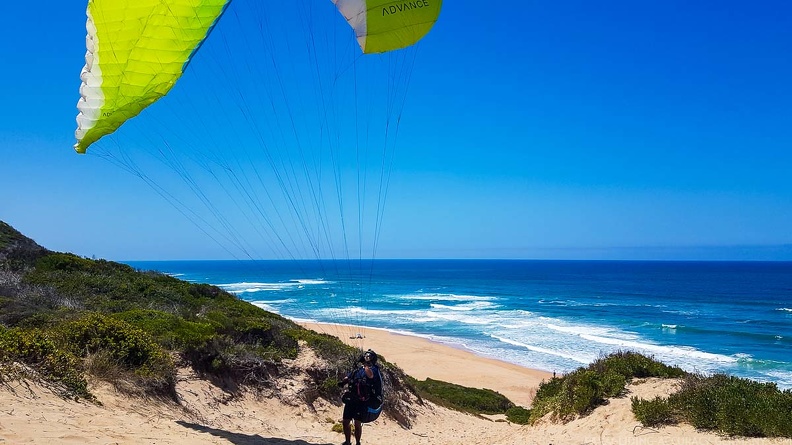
299, 321, 554, 407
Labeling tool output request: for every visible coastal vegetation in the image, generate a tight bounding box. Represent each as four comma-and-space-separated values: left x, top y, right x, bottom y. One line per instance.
632, 374, 792, 437
527, 351, 792, 439
528, 350, 686, 423
1, 220, 791, 438
409, 377, 513, 415
0, 221, 407, 417
407, 377, 534, 424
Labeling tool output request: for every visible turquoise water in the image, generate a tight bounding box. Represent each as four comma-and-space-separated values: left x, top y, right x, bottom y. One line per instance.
127, 260, 792, 388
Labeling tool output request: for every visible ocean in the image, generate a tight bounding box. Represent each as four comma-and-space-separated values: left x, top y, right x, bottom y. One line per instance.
126, 259, 792, 389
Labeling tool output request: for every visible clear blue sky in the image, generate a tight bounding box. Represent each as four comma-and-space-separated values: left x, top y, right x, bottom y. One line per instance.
1, 0, 791, 261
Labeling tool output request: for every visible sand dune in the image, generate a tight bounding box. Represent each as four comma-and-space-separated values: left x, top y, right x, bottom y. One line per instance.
0, 323, 788, 445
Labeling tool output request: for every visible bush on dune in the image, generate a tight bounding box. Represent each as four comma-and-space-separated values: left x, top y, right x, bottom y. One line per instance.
0, 222, 424, 421
529, 351, 685, 423
631, 396, 674, 426
631, 373, 792, 438
589, 351, 686, 380
409, 377, 514, 415
0, 325, 90, 400
58, 313, 176, 397
505, 406, 531, 424
112, 309, 215, 350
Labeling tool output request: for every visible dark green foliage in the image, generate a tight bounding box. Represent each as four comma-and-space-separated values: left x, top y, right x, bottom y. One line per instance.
533, 372, 563, 400
600, 370, 628, 398
409, 377, 514, 415
7, 246, 308, 383
505, 406, 531, 424
113, 309, 215, 350
529, 351, 687, 423
0, 225, 313, 396
589, 351, 686, 380
665, 374, 792, 438
0, 221, 20, 248
285, 328, 357, 362
0, 221, 50, 270
529, 371, 602, 421
0, 220, 428, 415
59, 313, 172, 375
631, 396, 674, 426
57, 313, 176, 396
0, 326, 90, 399
184, 334, 283, 386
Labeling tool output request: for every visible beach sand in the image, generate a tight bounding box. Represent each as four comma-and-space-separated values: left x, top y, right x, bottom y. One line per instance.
1, 322, 789, 445
299, 322, 553, 408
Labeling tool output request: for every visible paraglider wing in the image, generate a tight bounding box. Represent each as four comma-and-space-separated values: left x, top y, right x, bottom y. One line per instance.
332, 0, 442, 54
74, 0, 230, 153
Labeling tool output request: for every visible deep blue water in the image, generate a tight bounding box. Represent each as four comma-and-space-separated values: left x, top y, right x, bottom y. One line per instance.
126, 260, 792, 388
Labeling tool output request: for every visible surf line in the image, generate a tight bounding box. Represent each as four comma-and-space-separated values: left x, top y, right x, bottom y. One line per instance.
382, 0, 430, 16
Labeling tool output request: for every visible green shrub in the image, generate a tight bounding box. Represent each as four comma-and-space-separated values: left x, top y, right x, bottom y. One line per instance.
0, 326, 90, 399
632, 396, 674, 426
183, 334, 282, 385
600, 370, 628, 398
35, 254, 97, 274
565, 370, 603, 415
113, 309, 214, 349
58, 313, 174, 395
589, 351, 686, 379
60, 314, 168, 370
534, 374, 563, 400
409, 377, 514, 415
669, 374, 792, 438
529, 351, 688, 424
285, 328, 356, 362
506, 406, 531, 424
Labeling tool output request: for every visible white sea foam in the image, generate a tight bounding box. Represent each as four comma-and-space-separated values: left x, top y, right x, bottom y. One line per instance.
426, 311, 493, 325
494, 311, 538, 329
326, 307, 424, 317
250, 299, 293, 305
662, 324, 678, 329
543, 322, 738, 365
401, 309, 495, 326
251, 302, 281, 313
546, 323, 640, 340
218, 279, 328, 294
589, 334, 736, 363
765, 371, 792, 388
538, 299, 583, 306
295, 279, 332, 285
489, 334, 593, 364
429, 301, 498, 311
777, 308, 792, 313
661, 309, 700, 316
219, 282, 293, 293
394, 293, 496, 302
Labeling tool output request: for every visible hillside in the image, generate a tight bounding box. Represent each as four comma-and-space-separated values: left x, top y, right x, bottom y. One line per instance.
0, 220, 422, 424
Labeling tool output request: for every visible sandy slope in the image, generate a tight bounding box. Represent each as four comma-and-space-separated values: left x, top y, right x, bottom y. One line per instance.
1, 325, 789, 445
